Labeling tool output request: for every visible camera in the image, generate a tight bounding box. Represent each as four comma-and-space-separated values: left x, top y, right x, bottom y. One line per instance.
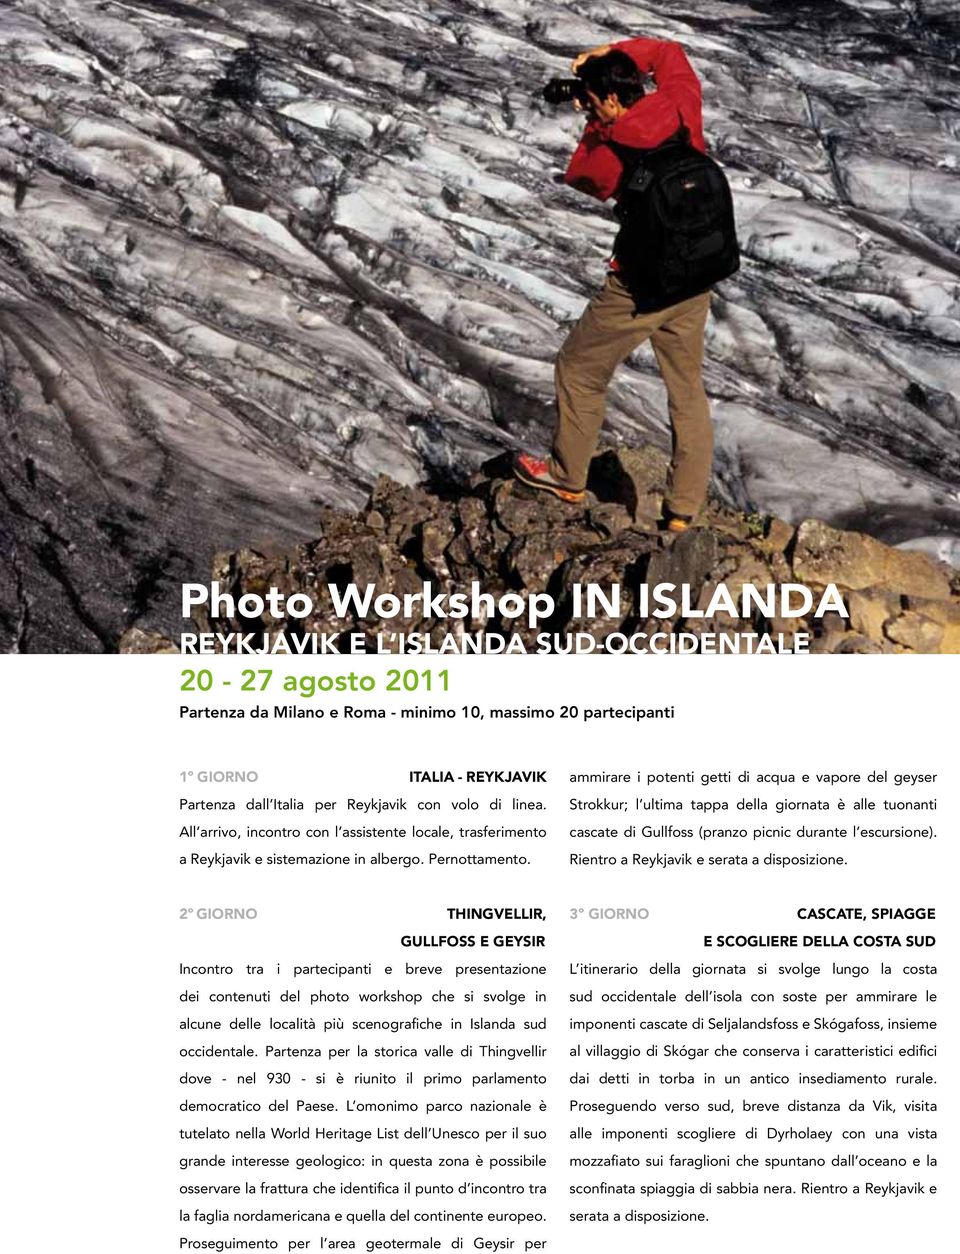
542, 77, 591, 107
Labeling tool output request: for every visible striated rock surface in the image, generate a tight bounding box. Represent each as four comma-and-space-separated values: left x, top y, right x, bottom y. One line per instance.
2, 0, 960, 650
166, 446, 960, 656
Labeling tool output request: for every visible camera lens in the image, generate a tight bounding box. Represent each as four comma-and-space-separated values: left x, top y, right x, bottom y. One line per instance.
543, 78, 578, 106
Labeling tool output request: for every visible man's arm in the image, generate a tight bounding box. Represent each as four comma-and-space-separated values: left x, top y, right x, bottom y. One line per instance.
611, 38, 704, 151
564, 37, 706, 186
563, 118, 623, 201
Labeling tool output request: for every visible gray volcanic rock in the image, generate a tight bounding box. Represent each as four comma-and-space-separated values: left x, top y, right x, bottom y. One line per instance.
2, 0, 959, 649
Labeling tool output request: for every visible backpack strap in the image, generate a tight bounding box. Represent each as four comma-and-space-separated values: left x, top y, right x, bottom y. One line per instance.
606, 138, 645, 172
608, 125, 690, 164
606, 139, 645, 202
607, 124, 693, 196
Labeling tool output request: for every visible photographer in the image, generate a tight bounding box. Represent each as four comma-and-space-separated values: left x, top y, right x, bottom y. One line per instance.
515, 39, 717, 532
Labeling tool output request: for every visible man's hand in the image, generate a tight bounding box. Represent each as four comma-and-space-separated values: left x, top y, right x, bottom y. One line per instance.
585, 89, 626, 125
571, 43, 613, 74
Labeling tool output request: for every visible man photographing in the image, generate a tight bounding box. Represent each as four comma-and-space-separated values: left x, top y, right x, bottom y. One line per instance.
515, 39, 737, 532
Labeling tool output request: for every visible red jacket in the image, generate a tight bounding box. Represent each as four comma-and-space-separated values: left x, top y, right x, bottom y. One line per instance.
564, 39, 706, 202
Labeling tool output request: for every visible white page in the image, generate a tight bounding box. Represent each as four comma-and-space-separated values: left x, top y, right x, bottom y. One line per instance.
7, 657, 955, 1252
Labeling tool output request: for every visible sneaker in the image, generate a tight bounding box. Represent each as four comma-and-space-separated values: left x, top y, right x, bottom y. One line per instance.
659, 508, 694, 533
513, 453, 585, 504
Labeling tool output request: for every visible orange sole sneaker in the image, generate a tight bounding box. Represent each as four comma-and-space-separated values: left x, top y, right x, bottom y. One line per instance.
660, 508, 695, 533
513, 454, 585, 504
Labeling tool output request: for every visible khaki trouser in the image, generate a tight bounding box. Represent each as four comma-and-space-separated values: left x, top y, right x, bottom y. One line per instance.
550, 273, 712, 518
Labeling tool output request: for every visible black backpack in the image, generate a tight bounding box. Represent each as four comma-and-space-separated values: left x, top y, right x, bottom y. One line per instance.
610, 130, 740, 311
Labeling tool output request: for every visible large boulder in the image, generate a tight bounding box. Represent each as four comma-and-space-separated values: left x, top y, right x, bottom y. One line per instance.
793, 520, 952, 600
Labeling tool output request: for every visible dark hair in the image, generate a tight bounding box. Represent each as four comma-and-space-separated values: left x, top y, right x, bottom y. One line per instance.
577, 50, 645, 108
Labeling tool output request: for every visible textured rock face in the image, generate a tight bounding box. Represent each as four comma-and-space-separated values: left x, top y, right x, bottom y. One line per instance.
2, 0, 959, 650
165, 447, 960, 656
792, 519, 952, 600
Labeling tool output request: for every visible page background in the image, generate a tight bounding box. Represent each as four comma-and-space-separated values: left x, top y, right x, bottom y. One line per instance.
7, 657, 955, 1252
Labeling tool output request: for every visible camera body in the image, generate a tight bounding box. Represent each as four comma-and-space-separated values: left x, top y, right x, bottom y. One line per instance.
542, 77, 592, 108
542, 53, 647, 115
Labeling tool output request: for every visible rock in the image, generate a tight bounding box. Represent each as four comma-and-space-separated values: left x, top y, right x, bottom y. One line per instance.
907, 599, 960, 653
645, 528, 721, 607
884, 612, 945, 652
585, 501, 637, 539
903, 597, 960, 628
793, 520, 952, 600
809, 633, 842, 655
758, 518, 796, 555
118, 627, 178, 654
199, 447, 959, 655
555, 543, 647, 639
847, 589, 900, 643
832, 634, 885, 655
414, 517, 456, 582
506, 528, 592, 593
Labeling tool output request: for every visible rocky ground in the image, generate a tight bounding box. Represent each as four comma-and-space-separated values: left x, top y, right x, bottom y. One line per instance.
2, 1, 959, 650
128, 445, 960, 655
